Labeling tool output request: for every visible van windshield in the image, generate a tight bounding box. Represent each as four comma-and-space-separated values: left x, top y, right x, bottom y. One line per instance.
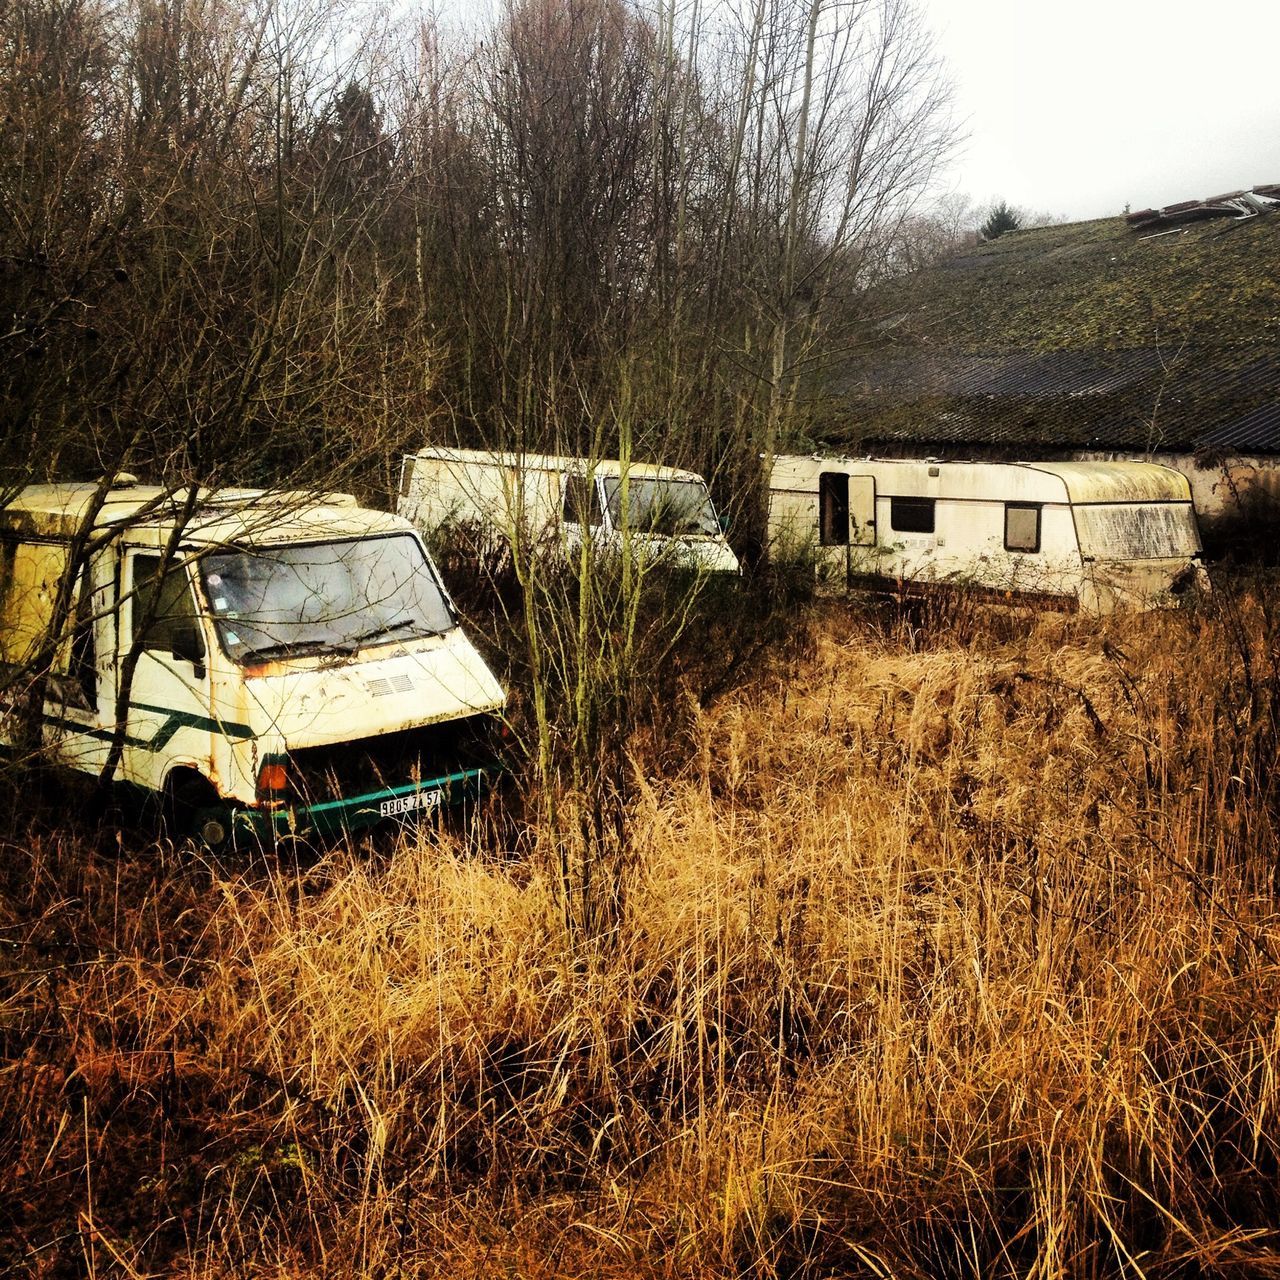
602, 477, 720, 537
200, 534, 454, 664
1074, 503, 1201, 561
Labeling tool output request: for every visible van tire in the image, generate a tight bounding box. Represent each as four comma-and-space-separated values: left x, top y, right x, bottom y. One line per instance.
161, 769, 224, 847
192, 807, 230, 849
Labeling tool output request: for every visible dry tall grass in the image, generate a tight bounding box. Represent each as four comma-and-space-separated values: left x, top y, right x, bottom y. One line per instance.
4, 583, 1280, 1278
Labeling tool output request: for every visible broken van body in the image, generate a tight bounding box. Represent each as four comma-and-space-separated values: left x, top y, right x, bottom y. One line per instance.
398, 448, 741, 576
0, 479, 506, 844
768, 456, 1207, 613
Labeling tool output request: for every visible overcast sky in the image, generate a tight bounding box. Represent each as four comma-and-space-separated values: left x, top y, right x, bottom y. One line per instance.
922, 0, 1280, 221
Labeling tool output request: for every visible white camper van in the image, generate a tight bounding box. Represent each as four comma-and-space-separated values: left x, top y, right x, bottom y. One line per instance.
768, 456, 1207, 613
399, 448, 741, 576
0, 479, 507, 844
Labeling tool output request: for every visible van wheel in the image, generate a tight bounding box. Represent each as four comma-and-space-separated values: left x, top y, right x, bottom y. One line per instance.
162, 770, 225, 848
190, 806, 232, 849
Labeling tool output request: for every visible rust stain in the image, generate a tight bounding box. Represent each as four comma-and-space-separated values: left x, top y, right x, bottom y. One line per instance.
241, 659, 293, 679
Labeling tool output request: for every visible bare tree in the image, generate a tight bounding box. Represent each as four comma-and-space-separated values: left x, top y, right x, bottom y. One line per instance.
1, 0, 960, 872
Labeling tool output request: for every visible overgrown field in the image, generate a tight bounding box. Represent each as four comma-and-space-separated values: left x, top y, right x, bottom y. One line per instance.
5, 582, 1280, 1278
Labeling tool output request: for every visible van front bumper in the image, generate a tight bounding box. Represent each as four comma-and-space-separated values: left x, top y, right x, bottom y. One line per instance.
231, 764, 496, 841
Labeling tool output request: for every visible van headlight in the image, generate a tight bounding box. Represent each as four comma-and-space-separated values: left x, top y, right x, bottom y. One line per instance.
256, 760, 290, 808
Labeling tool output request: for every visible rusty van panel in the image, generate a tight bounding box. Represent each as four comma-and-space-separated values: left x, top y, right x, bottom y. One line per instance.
227, 630, 506, 753
0, 539, 68, 665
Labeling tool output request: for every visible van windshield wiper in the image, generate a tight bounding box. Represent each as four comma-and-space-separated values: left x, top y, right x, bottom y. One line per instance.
350, 616, 446, 648
239, 637, 358, 663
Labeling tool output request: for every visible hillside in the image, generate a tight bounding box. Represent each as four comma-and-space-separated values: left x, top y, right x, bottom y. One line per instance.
4, 584, 1280, 1277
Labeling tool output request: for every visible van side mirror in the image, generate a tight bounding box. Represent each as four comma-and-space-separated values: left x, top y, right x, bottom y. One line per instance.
718, 513, 731, 534
171, 624, 207, 679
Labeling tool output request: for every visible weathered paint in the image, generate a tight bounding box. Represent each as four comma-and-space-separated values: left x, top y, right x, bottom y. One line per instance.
1076, 450, 1280, 522
225, 631, 508, 759
0, 539, 69, 665
1019, 460, 1192, 506
0, 483, 390, 547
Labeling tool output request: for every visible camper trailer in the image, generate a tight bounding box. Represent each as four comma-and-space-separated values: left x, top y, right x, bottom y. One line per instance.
0, 478, 507, 844
768, 456, 1207, 613
398, 448, 741, 576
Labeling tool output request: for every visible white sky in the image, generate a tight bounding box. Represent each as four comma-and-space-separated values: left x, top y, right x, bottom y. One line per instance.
922, 0, 1280, 221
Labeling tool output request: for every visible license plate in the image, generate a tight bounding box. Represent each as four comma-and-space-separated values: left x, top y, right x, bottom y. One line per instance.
379, 788, 443, 819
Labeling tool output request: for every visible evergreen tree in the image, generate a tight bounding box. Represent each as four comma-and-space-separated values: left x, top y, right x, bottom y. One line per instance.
980, 200, 1021, 240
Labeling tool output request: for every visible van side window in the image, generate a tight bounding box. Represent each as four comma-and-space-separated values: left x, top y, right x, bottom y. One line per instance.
131, 555, 201, 654
889, 497, 935, 534
562, 475, 601, 527
1005, 503, 1041, 553
42, 569, 97, 713
70, 573, 96, 702
818, 472, 849, 546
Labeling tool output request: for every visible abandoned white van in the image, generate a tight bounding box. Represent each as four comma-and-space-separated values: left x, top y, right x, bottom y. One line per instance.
768, 456, 1207, 613
0, 479, 507, 844
398, 448, 741, 575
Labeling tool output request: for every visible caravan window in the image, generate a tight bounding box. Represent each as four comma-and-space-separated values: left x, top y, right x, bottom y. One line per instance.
1005, 503, 1041, 553
562, 474, 602, 527
890, 497, 935, 534
1073, 503, 1201, 561
818, 472, 849, 546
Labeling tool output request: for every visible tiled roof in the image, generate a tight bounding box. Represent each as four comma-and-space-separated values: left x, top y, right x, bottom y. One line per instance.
846, 349, 1164, 399
812, 206, 1280, 455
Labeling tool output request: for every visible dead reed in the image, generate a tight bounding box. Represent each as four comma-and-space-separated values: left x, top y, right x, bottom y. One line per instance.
4, 578, 1280, 1278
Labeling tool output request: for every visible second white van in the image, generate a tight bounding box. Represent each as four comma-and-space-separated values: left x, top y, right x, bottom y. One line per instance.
398, 448, 741, 576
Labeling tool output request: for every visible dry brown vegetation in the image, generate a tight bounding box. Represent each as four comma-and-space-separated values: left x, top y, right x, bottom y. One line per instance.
4, 578, 1280, 1278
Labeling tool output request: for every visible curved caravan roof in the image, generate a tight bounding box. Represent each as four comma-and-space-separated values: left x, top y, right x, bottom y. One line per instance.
0, 481, 401, 546
412, 447, 708, 486
1018, 461, 1191, 504
770, 456, 1193, 505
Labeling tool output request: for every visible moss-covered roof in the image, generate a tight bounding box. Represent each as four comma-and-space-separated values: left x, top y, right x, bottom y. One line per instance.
814, 212, 1280, 453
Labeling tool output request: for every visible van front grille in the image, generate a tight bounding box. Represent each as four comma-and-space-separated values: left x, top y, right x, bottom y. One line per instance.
287, 715, 501, 804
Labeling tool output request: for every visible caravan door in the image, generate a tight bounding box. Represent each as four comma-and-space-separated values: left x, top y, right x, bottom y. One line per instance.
817, 471, 876, 584
848, 475, 876, 546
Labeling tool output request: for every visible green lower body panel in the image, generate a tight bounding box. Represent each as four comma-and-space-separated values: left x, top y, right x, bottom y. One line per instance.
232, 764, 496, 841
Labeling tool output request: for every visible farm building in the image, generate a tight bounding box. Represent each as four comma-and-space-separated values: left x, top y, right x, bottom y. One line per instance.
807, 187, 1280, 540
